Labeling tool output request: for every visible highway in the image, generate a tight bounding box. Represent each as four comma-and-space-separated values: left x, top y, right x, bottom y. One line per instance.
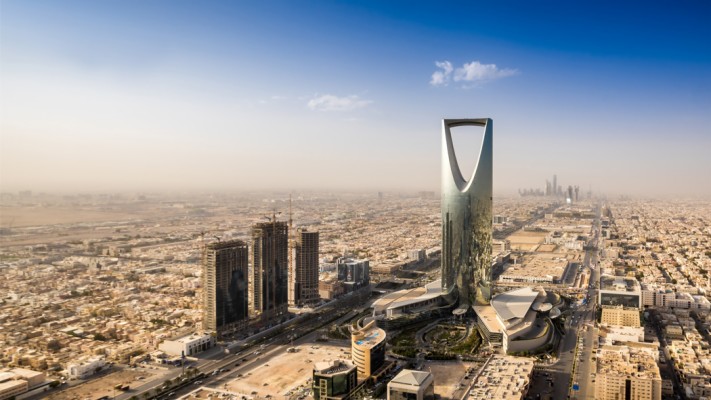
534, 205, 600, 400
569, 207, 601, 400
113, 290, 372, 400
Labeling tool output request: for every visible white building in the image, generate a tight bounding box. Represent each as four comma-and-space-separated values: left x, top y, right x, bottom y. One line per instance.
387, 369, 434, 400
473, 287, 554, 354
67, 356, 106, 379
159, 332, 214, 357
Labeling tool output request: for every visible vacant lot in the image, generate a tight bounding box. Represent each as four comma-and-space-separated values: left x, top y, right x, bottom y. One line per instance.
47, 369, 156, 400
226, 342, 350, 398
426, 361, 473, 399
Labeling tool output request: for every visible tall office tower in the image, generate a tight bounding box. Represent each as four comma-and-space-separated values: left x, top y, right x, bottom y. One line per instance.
289, 228, 320, 307
441, 118, 493, 306
251, 218, 289, 321
552, 174, 557, 197
574, 185, 579, 202
545, 180, 551, 196
202, 240, 249, 337
567, 185, 573, 204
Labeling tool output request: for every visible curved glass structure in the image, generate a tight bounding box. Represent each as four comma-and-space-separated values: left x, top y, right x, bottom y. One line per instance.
441, 118, 493, 305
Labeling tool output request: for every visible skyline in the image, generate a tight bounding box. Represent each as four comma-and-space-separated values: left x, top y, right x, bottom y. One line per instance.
1, 1, 710, 196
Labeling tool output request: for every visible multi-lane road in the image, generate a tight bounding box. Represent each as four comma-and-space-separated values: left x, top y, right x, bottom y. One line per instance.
113, 290, 371, 400
533, 207, 601, 400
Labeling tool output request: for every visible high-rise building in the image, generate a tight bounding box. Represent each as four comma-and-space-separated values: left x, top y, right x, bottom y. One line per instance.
289, 228, 320, 307
552, 174, 557, 197
202, 240, 249, 336
251, 219, 289, 322
350, 320, 386, 378
337, 257, 370, 292
441, 118, 493, 305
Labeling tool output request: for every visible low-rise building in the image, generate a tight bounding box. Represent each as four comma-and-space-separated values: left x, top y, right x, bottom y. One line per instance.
66, 356, 106, 379
467, 355, 534, 400
159, 332, 214, 357
594, 345, 662, 400
387, 369, 434, 400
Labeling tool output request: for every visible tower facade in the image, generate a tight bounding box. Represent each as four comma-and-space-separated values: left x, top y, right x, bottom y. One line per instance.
203, 240, 249, 336
289, 229, 320, 307
441, 118, 493, 305
251, 220, 289, 321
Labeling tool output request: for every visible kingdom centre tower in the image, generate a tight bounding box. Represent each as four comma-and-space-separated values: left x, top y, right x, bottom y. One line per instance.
441, 118, 493, 306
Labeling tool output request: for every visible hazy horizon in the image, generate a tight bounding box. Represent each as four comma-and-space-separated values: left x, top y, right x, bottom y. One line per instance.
2, 1, 710, 197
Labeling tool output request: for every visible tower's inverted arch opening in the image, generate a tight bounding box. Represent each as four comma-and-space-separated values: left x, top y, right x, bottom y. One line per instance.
449, 124, 485, 185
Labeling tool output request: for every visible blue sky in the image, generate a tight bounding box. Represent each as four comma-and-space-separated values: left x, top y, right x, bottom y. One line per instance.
1, 1, 710, 195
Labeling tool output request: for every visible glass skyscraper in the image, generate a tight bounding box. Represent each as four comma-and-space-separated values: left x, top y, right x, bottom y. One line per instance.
441, 118, 493, 305
202, 240, 249, 336
251, 219, 289, 321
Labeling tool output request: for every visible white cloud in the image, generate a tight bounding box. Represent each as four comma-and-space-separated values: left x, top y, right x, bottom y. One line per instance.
430, 61, 453, 86
454, 61, 518, 82
307, 94, 372, 111
430, 60, 518, 86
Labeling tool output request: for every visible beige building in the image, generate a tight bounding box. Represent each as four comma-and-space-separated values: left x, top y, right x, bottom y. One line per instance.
467, 355, 534, 399
600, 306, 641, 327
387, 369, 434, 400
0, 368, 46, 400
350, 320, 386, 378
0, 379, 27, 400
594, 345, 662, 400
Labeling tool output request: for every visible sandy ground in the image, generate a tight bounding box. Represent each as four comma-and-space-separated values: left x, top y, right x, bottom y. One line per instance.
225, 342, 350, 398
47, 369, 156, 400
507, 230, 548, 252
0, 206, 144, 228
425, 361, 472, 399
536, 244, 557, 252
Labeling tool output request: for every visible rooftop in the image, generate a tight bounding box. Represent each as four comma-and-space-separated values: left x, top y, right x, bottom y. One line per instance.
372, 279, 442, 313
390, 369, 433, 387
314, 360, 355, 376
491, 287, 539, 321
351, 321, 386, 349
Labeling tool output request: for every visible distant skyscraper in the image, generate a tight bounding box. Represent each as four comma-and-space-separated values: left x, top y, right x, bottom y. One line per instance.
441, 118, 493, 305
289, 228, 320, 307
552, 174, 557, 197
251, 218, 289, 321
202, 240, 249, 336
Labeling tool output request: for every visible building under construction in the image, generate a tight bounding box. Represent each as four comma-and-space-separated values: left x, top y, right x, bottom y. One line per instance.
289, 228, 320, 307
251, 220, 289, 322
202, 240, 249, 337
